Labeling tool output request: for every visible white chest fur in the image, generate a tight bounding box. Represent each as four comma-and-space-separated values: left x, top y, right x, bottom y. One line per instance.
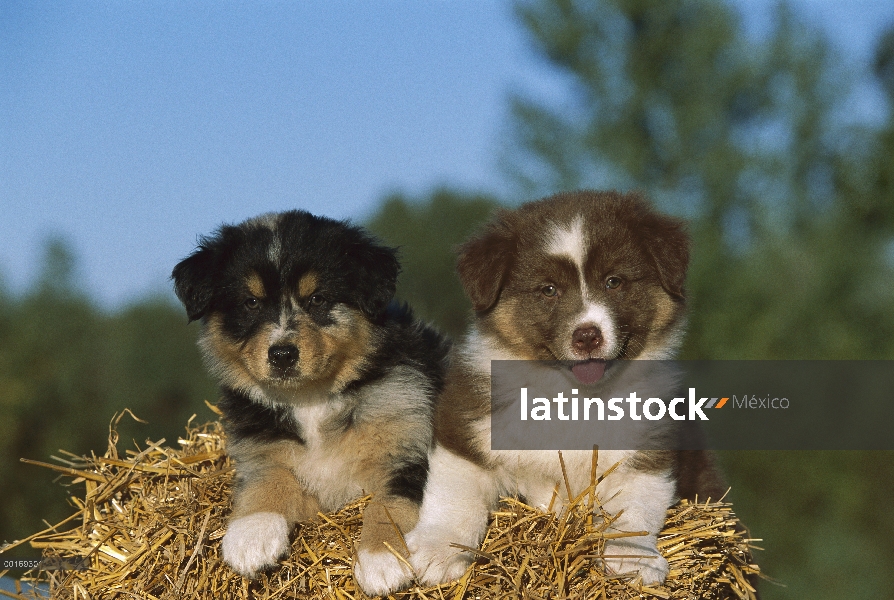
291, 400, 343, 448
288, 398, 363, 510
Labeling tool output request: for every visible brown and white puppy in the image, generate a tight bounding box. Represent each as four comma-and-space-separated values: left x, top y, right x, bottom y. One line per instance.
172, 210, 449, 596
401, 190, 725, 588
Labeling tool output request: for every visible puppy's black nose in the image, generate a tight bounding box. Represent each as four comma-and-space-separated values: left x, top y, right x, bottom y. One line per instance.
268, 344, 299, 370
572, 327, 603, 353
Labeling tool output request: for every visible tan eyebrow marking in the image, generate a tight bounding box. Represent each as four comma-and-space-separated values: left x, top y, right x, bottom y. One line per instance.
246, 271, 266, 298
298, 271, 318, 297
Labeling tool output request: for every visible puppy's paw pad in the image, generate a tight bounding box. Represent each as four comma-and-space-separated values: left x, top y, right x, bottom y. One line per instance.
353, 548, 413, 596
405, 529, 473, 587
602, 543, 669, 585
222, 512, 291, 577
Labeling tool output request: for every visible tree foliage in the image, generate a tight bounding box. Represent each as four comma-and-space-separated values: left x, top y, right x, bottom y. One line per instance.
0, 240, 217, 545
365, 188, 500, 338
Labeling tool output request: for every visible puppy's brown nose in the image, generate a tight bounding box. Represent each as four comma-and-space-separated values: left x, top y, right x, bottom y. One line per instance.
572, 327, 603, 354
268, 344, 298, 370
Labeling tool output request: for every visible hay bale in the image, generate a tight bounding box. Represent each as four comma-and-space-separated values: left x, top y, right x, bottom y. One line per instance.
1, 412, 760, 599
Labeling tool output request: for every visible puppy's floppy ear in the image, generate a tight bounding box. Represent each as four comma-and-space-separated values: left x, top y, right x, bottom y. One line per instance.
456, 213, 516, 312
348, 238, 400, 319
171, 237, 222, 322
640, 209, 690, 299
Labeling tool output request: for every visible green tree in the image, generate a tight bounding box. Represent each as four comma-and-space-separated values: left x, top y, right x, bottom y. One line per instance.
366, 188, 500, 338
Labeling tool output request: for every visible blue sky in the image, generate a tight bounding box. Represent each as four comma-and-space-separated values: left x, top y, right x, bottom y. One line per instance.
2, 0, 893, 307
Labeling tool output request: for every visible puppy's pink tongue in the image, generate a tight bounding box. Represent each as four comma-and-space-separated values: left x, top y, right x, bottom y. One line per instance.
571, 360, 606, 384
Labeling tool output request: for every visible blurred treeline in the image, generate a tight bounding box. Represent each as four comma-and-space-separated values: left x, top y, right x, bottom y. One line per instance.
0, 240, 218, 546
2, 0, 893, 598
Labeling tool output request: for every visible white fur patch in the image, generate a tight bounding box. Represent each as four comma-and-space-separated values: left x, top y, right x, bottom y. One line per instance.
602, 541, 670, 585
269, 307, 292, 342
599, 469, 676, 535
547, 214, 594, 300
598, 468, 674, 584
353, 548, 414, 596
285, 396, 365, 510
247, 212, 280, 228
459, 328, 518, 375
222, 512, 290, 577
546, 216, 625, 359
406, 446, 497, 586
292, 399, 344, 448
406, 531, 474, 587
578, 302, 612, 331
546, 215, 586, 273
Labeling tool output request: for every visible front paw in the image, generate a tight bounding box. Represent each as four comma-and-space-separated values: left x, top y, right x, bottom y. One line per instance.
353, 548, 414, 596
405, 528, 473, 587
222, 512, 291, 577
602, 541, 669, 585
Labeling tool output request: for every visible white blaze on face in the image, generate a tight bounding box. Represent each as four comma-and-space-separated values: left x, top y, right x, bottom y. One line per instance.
268, 304, 294, 347
546, 215, 587, 284
546, 215, 618, 357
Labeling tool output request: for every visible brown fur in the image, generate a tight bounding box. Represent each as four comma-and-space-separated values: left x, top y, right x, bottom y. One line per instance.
229, 442, 321, 523
201, 307, 375, 394
456, 191, 689, 365
201, 314, 259, 392
246, 271, 266, 299
446, 190, 723, 501
433, 366, 491, 467
358, 498, 419, 560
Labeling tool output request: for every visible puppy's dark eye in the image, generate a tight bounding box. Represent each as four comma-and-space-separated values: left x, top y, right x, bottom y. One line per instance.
309, 294, 326, 307
541, 284, 559, 297
244, 297, 260, 309
605, 276, 623, 289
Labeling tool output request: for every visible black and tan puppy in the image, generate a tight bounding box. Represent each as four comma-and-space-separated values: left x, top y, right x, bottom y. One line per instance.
172, 210, 449, 595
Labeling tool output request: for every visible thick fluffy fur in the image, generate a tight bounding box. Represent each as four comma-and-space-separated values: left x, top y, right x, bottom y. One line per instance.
399, 191, 725, 589
172, 211, 449, 596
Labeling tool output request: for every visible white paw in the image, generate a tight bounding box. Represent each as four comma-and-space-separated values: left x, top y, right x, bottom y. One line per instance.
353, 548, 414, 596
405, 528, 473, 587
602, 541, 669, 585
222, 512, 291, 577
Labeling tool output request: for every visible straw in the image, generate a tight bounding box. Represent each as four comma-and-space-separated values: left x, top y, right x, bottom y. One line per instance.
1, 413, 761, 599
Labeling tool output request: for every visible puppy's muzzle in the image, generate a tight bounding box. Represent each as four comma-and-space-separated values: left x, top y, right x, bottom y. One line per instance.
268, 344, 299, 373
572, 326, 603, 355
